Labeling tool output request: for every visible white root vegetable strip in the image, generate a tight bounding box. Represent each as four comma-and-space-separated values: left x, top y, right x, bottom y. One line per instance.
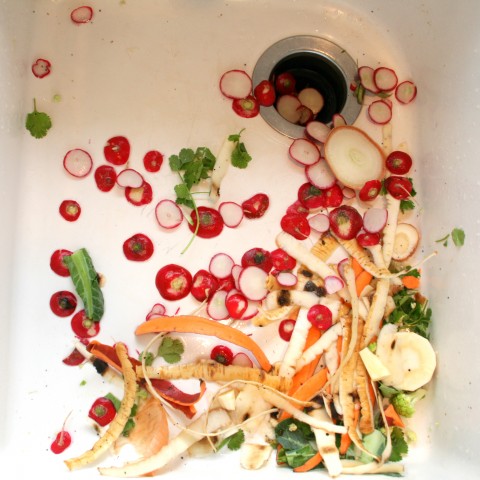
341, 461, 404, 475
355, 353, 375, 434
278, 308, 311, 379
382, 194, 401, 266
361, 278, 390, 347
210, 136, 235, 200
99, 409, 231, 477
65, 344, 137, 470
240, 443, 273, 470
137, 362, 293, 392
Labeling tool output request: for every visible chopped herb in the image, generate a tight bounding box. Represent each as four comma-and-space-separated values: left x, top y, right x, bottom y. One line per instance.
389, 427, 409, 462
105, 392, 122, 411
139, 351, 154, 366
80, 380, 87, 386
25, 98, 52, 139
436, 228, 465, 247
216, 429, 245, 451
157, 336, 184, 364
400, 198, 415, 213
105, 393, 137, 437
228, 129, 252, 169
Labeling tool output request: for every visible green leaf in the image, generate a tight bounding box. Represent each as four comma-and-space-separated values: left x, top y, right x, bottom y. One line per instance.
216, 429, 245, 451
231, 142, 252, 169
451, 228, 465, 247
157, 337, 184, 364
63, 248, 104, 321
275, 418, 315, 451
285, 444, 317, 468
168, 154, 182, 171
389, 427, 408, 462
105, 392, 122, 411
25, 99, 52, 139
400, 199, 415, 213
138, 351, 154, 366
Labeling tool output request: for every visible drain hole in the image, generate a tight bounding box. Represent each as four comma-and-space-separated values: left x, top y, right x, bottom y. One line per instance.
252, 36, 361, 138
270, 52, 347, 124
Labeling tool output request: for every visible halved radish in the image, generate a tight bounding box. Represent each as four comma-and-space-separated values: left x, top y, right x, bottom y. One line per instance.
231, 352, 254, 367
297, 105, 314, 125
71, 6, 94, 24
276, 271, 297, 287
305, 158, 336, 189
373, 67, 398, 92
324, 126, 385, 190
289, 138, 320, 166
116, 168, 144, 188
219, 70, 252, 99
225, 291, 248, 319
238, 266, 268, 301
392, 223, 420, 261
308, 213, 330, 234
368, 100, 392, 125
305, 121, 331, 144
395, 81, 417, 104
219, 201, 244, 228
63, 149, 93, 178
358, 66, 380, 93
155, 199, 183, 229
324, 275, 344, 294
357, 231, 381, 247
209, 253, 235, 279
298, 87, 324, 115
332, 113, 347, 128
276, 95, 302, 123
207, 290, 229, 320
363, 207, 388, 233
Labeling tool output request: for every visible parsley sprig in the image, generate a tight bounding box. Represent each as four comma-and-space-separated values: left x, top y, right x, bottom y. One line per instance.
216, 429, 245, 451
228, 129, 252, 169
25, 98, 52, 139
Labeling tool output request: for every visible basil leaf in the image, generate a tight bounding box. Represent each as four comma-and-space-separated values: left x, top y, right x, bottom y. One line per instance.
64, 248, 104, 321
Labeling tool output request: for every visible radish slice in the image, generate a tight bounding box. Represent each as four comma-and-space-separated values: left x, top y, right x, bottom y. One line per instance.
71, 6, 94, 24
241, 300, 260, 320
238, 266, 268, 301
32, 58, 51, 78
116, 168, 144, 188
373, 67, 398, 92
219, 202, 244, 228
358, 66, 380, 93
392, 223, 420, 261
225, 291, 248, 319
276, 95, 302, 123
155, 199, 183, 229
308, 213, 330, 233
146, 303, 167, 321
231, 264, 243, 290
342, 187, 356, 199
363, 207, 388, 234
231, 352, 254, 367
219, 70, 252, 100
368, 100, 392, 125
305, 158, 336, 189
298, 87, 324, 115
209, 253, 235, 279
63, 149, 93, 178
332, 113, 347, 128
207, 290, 229, 320
337, 257, 350, 281
324, 275, 344, 294
289, 138, 320, 166
305, 121, 331, 144
276, 271, 297, 287
324, 126, 385, 190
297, 105, 314, 125
395, 81, 417, 104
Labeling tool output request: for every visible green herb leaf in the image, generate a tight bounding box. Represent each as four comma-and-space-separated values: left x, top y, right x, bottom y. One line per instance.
64, 248, 104, 321
157, 337, 184, 364
229, 129, 252, 169
275, 418, 315, 451
25, 99, 52, 139
389, 427, 409, 462
216, 429, 245, 451
139, 351, 155, 366
400, 199, 415, 213
285, 444, 318, 468
451, 228, 465, 247
105, 393, 122, 411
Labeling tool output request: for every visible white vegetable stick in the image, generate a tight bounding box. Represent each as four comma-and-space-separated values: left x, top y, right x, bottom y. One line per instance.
341, 460, 404, 475
210, 136, 235, 200
240, 443, 273, 470
362, 278, 390, 347
99, 409, 231, 477
279, 308, 311, 378
310, 409, 342, 477
382, 194, 401, 266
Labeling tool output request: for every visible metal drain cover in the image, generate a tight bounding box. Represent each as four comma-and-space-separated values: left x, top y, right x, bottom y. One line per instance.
252, 35, 360, 138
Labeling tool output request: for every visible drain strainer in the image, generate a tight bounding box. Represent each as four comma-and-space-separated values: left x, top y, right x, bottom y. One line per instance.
252, 35, 360, 138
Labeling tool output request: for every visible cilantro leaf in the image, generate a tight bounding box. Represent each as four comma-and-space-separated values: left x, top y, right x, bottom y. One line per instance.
275, 418, 315, 450
228, 129, 252, 169
400, 199, 415, 213
25, 99, 52, 139
216, 429, 245, 451
452, 228, 465, 247
389, 427, 408, 462
157, 337, 184, 364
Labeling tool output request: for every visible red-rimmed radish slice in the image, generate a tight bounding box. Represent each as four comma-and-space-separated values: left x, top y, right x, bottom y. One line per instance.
332, 113, 347, 128
240, 300, 259, 320
324, 275, 344, 294
278, 319, 296, 341
357, 231, 381, 247
392, 223, 420, 261
342, 186, 356, 199
155, 199, 183, 229
363, 207, 388, 233
324, 126, 385, 190
289, 138, 320, 166
337, 257, 350, 281
219, 201, 244, 228
143, 150, 163, 172
241, 193, 269, 219
116, 168, 144, 188
125, 181, 153, 206
225, 291, 248, 319
373, 67, 398, 92
368, 100, 392, 125
231, 264, 243, 290
305, 121, 331, 144
358, 179, 382, 202
219, 69, 252, 99
276, 271, 297, 287
276, 94, 302, 123
297, 105, 314, 125
207, 290, 229, 320
395, 81, 417, 104
238, 266, 268, 301
329, 205, 363, 240
308, 213, 330, 234
209, 253, 235, 279
32, 58, 51, 78
305, 158, 336, 189
63, 149, 93, 178
146, 303, 167, 321
358, 66, 380, 93
232, 95, 259, 118
298, 87, 324, 115
231, 352, 254, 367
59, 199, 81, 222
71, 6, 94, 24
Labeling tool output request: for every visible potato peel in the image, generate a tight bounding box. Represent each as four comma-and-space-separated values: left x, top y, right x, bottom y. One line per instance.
64, 343, 137, 471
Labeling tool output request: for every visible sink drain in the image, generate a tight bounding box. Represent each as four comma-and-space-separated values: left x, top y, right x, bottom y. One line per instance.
252, 36, 360, 138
